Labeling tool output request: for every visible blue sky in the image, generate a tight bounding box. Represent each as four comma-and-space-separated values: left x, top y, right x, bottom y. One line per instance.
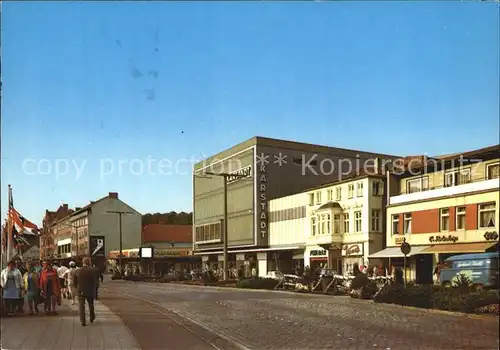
2, 2, 499, 225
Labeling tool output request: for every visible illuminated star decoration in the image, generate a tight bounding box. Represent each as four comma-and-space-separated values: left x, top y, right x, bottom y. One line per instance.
274, 152, 287, 166
256, 153, 270, 166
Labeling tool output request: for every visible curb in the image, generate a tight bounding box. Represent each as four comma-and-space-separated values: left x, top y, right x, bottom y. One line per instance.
378, 302, 499, 321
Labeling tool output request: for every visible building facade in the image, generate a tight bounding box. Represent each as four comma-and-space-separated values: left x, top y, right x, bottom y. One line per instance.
371, 145, 499, 284
41, 204, 74, 260
69, 192, 142, 266
193, 136, 398, 271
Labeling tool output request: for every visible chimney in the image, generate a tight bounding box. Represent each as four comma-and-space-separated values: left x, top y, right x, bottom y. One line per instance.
63, 204, 68, 210
109, 192, 119, 199
75, 207, 81, 211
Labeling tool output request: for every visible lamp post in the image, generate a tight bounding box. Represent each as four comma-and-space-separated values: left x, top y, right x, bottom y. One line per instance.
201, 171, 248, 281
107, 211, 134, 276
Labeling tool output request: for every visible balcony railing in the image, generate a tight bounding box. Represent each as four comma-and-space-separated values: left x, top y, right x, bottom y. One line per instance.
390, 177, 499, 205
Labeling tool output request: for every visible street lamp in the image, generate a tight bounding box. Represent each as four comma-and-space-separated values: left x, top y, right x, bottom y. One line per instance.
107, 210, 134, 276
200, 171, 249, 281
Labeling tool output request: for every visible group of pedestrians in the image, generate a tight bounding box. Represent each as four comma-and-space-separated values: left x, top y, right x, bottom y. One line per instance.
1, 257, 102, 326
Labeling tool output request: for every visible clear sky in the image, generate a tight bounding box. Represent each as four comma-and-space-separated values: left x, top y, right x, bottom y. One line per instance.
1, 2, 499, 225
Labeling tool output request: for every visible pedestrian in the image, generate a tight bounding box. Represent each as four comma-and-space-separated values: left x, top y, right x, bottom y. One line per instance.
16, 260, 26, 313
433, 263, 441, 285
74, 257, 98, 326
56, 263, 69, 299
63, 261, 79, 305
40, 260, 61, 315
23, 262, 40, 315
1, 260, 24, 316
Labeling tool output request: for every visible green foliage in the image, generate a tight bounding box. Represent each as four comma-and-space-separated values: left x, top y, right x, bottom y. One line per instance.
452, 273, 473, 292
374, 283, 499, 313
237, 277, 280, 290
142, 211, 192, 225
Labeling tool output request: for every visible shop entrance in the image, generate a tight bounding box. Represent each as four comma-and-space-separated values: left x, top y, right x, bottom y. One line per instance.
415, 254, 433, 284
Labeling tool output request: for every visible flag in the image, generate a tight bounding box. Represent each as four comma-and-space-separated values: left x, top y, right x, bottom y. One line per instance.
9, 208, 39, 235
1, 220, 7, 254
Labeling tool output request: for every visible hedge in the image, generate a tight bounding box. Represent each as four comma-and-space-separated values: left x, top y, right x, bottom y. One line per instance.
373, 283, 499, 314
236, 277, 280, 290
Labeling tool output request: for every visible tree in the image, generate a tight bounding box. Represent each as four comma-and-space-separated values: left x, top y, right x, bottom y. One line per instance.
142, 211, 192, 226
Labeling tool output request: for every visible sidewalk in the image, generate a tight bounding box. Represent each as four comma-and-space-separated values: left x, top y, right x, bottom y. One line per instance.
0, 299, 140, 350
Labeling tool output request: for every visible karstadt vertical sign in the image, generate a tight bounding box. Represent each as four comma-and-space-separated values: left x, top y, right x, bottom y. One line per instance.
259, 159, 268, 239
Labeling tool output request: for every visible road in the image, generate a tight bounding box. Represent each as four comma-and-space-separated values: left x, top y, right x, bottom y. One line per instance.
100, 280, 499, 350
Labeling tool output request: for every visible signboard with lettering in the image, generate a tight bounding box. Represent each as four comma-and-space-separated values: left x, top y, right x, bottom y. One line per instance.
395, 236, 405, 245
484, 231, 499, 241
227, 166, 252, 184
258, 159, 268, 239
310, 249, 327, 257
342, 243, 363, 256
429, 235, 458, 243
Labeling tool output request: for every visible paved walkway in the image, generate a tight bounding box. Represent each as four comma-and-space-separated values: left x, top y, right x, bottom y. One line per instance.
0, 299, 139, 350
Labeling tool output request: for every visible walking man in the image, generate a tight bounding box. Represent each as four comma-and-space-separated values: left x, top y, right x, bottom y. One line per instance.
74, 257, 98, 326
63, 261, 79, 305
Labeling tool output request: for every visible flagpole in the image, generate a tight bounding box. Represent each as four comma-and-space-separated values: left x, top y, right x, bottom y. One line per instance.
6, 184, 13, 262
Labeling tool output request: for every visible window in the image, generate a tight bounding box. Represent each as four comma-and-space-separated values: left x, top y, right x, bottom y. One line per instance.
406, 177, 429, 193
479, 203, 496, 228
327, 189, 333, 201
348, 184, 354, 198
372, 181, 384, 196
320, 214, 326, 234
445, 168, 471, 187
356, 183, 364, 197
333, 214, 341, 234
343, 213, 350, 233
392, 215, 399, 235
335, 187, 342, 201
440, 208, 450, 231
316, 191, 322, 205
487, 163, 499, 180
311, 217, 317, 235
354, 211, 362, 232
371, 210, 380, 232
456, 206, 466, 230
326, 214, 331, 234
309, 193, 314, 206
404, 213, 412, 234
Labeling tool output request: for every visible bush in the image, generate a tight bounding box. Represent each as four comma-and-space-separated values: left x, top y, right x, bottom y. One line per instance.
236, 277, 280, 290
374, 283, 499, 314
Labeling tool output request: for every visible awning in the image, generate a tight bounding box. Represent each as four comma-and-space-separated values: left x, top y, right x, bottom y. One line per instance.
368, 245, 432, 258
422, 242, 498, 254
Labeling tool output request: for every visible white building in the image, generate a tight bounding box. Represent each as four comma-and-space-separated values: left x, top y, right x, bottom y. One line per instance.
267, 172, 387, 275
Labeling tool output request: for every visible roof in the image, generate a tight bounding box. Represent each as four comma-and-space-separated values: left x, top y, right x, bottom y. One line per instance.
142, 224, 192, 244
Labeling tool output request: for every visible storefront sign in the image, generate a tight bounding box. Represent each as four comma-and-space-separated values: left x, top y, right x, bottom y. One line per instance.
90, 236, 105, 257
342, 243, 363, 256
395, 236, 405, 245
484, 231, 499, 241
154, 249, 190, 257
310, 249, 327, 257
259, 160, 268, 239
227, 166, 252, 184
429, 235, 458, 243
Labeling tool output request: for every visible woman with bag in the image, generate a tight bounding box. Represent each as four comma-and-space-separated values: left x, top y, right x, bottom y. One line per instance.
39, 260, 61, 315
24, 263, 40, 315
1, 260, 24, 316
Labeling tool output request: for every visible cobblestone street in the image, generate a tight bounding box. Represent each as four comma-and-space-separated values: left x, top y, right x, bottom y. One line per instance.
101, 281, 499, 350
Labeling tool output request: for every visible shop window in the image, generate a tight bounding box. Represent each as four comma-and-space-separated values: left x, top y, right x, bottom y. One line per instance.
343, 213, 350, 233
354, 211, 362, 232
440, 208, 450, 231
392, 215, 399, 235
456, 206, 466, 230
479, 202, 496, 228
404, 213, 412, 234
371, 210, 380, 232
